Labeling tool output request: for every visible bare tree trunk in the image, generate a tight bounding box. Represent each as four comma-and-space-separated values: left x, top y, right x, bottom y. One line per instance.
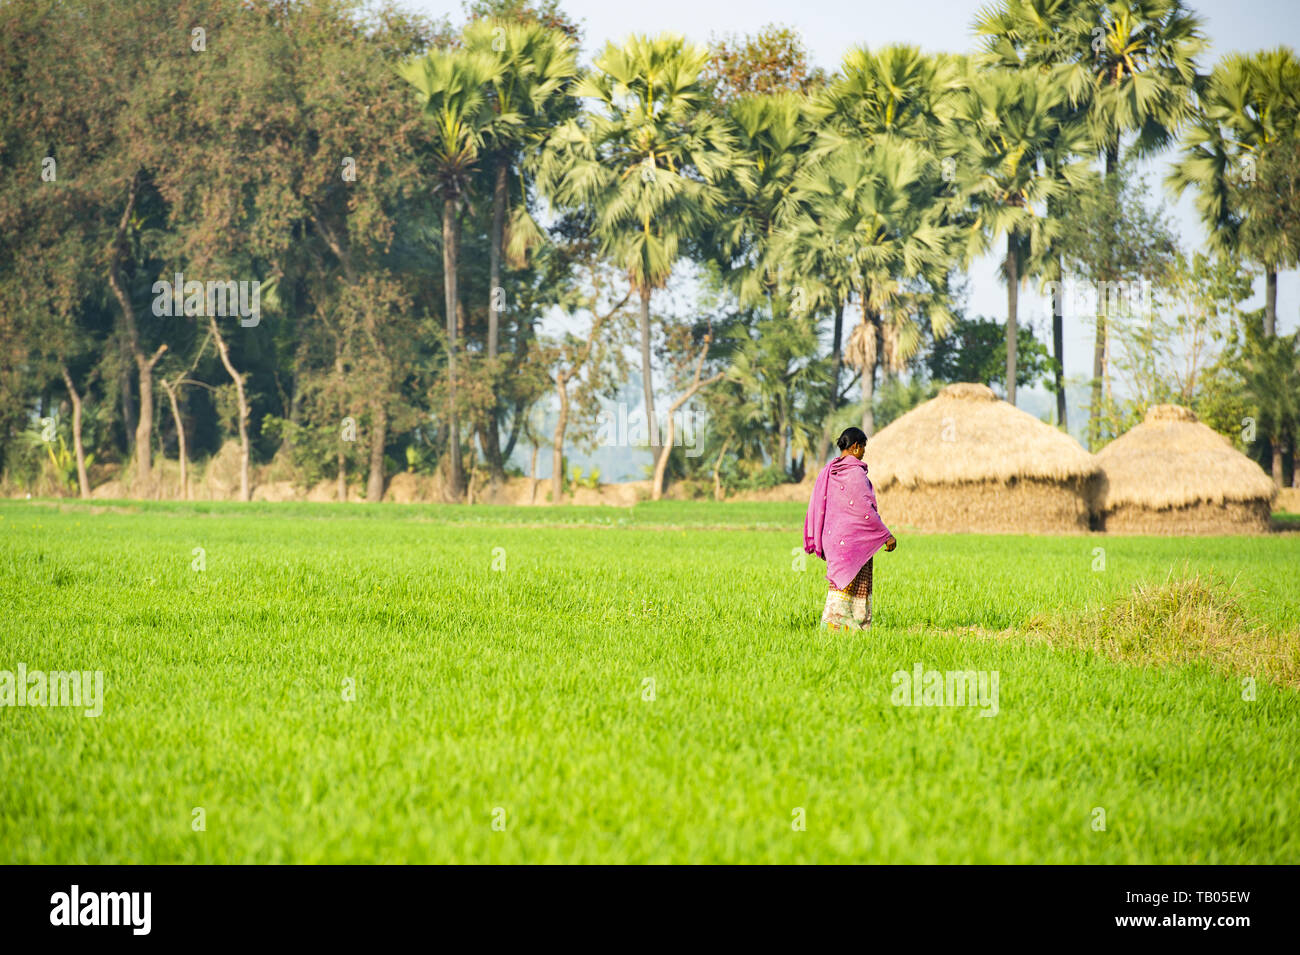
1089, 145, 1119, 451
334, 352, 347, 503
367, 399, 386, 501
551, 378, 568, 505
1265, 268, 1278, 338
1053, 252, 1066, 428
444, 198, 464, 497
501, 302, 536, 463
1006, 232, 1019, 406
160, 378, 188, 500
1272, 436, 1284, 488
1089, 309, 1105, 452
106, 175, 168, 494
712, 437, 730, 501
108, 277, 165, 492
638, 285, 660, 467
489, 162, 506, 363
59, 364, 91, 499
653, 339, 723, 501
209, 316, 250, 502
503, 401, 525, 463
529, 442, 539, 504
819, 298, 845, 464
477, 165, 509, 482
860, 365, 875, 439
118, 333, 136, 446
135, 354, 159, 488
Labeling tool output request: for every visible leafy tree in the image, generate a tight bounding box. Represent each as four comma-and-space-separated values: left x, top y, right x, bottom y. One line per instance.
704, 24, 826, 104
462, 17, 577, 478
1238, 328, 1300, 487
1059, 160, 1178, 448
945, 66, 1088, 406
1169, 48, 1300, 337
401, 44, 504, 496
537, 253, 632, 503
543, 34, 742, 467
926, 316, 1054, 393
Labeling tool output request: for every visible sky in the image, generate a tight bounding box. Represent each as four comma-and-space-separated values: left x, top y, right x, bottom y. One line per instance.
406, 0, 1300, 476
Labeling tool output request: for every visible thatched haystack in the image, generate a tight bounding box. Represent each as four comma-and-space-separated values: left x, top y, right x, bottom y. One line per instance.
1093, 405, 1276, 534
863, 382, 1097, 533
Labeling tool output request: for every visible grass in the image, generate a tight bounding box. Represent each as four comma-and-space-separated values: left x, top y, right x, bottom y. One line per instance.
1026, 569, 1300, 689
1, 498, 1297, 863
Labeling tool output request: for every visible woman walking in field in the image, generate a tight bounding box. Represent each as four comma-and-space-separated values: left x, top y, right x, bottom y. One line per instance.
803, 427, 896, 631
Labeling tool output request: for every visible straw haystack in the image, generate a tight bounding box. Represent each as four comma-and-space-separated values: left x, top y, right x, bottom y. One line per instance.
1093, 405, 1276, 533
862, 382, 1098, 533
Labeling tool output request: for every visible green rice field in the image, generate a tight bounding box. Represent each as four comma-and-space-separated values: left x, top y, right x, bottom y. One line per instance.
1, 498, 1297, 863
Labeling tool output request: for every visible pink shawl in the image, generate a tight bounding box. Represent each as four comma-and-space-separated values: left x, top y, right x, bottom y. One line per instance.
803, 455, 893, 590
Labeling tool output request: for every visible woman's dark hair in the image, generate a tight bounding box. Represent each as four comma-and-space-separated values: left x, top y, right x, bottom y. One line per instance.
837, 427, 868, 451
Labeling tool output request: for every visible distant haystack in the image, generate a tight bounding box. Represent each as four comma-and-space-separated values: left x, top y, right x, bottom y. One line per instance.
1093, 405, 1276, 534
862, 382, 1098, 533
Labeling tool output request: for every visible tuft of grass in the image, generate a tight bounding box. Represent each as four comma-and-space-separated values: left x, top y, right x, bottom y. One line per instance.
1028, 568, 1300, 689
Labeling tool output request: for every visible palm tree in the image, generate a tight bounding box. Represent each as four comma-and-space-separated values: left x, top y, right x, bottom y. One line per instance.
1168, 49, 1300, 337
974, 0, 1096, 426
785, 140, 958, 437
463, 18, 577, 361
1066, 0, 1205, 439
707, 93, 821, 470
774, 231, 856, 463
978, 0, 1204, 437
714, 94, 811, 304
945, 67, 1088, 405
815, 44, 964, 152
399, 47, 502, 496
462, 18, 578, 477
788, 45, 963, 440
543, 34, 740, 466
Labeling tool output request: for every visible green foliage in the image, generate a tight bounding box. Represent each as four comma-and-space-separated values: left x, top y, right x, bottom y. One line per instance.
0, 0, 1295, 505
925, 316, 1053, 392
704, 23, 826, 104
567, 465, 600, 490
873, 376, 940, 430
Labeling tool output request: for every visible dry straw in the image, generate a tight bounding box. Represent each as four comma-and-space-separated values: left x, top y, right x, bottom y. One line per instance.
863, 383, 1097, 533
1093, 404, 1276, 533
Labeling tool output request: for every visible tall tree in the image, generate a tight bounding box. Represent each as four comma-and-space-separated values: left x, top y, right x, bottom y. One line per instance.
1169, 49, 1300, 338
401, 46, 504, 497
463, 18, 577, 478
945, 67, 1088, 405
974, 0, 1095, 425
1064, 0, 1206, 440
543, 34, 740, 468
786, 141, 958, 437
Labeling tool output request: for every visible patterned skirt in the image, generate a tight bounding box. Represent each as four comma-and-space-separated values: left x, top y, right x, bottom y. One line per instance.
822, 559, 873, 631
